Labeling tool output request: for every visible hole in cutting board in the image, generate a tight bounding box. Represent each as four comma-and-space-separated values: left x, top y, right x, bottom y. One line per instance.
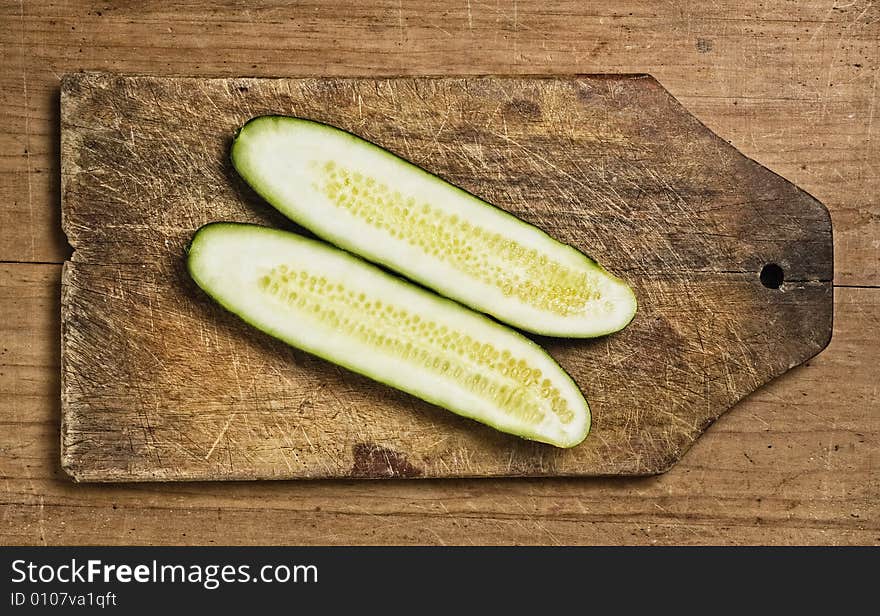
760, 263, 784, 289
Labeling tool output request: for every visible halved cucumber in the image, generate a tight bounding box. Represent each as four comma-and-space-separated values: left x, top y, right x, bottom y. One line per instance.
231, 116, 637, 338
187, 223, 590, 447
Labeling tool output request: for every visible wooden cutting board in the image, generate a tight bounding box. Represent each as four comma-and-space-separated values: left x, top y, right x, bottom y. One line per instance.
60, 73, 832, 481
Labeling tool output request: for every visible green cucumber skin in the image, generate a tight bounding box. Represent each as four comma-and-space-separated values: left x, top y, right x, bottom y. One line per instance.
186, 222, 590, 448
230, 115, 637, 339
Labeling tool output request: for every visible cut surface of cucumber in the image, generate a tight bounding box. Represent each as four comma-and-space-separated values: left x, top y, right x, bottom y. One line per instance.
231, 116, 637, 338
187, 223, 590, 448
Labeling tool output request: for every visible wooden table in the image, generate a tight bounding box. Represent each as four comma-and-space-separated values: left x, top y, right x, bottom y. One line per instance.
2, 1, 877, 545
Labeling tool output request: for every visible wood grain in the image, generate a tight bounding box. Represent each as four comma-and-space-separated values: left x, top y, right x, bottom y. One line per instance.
0, 0, 876, 544
1, 264, 876, 544
1, 1, 876, 286
60, 73, 831, 480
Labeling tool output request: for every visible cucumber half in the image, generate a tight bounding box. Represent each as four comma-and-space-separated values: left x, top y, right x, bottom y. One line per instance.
231, 116, 637, 338
187, 223, 590, 448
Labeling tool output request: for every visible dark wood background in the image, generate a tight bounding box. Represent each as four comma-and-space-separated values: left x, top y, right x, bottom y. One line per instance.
2, 1, 877, 544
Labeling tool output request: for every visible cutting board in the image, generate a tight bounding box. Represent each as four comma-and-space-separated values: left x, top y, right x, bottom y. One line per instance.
60, 73, 832, 481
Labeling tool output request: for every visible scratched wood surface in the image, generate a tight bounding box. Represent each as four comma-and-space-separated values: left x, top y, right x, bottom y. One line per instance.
1, 0, 877, 544
59, 72, 832, 480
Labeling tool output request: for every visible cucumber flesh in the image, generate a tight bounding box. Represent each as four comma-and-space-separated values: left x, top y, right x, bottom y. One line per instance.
230, 116, 636, 338
187, 223, 590, 448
